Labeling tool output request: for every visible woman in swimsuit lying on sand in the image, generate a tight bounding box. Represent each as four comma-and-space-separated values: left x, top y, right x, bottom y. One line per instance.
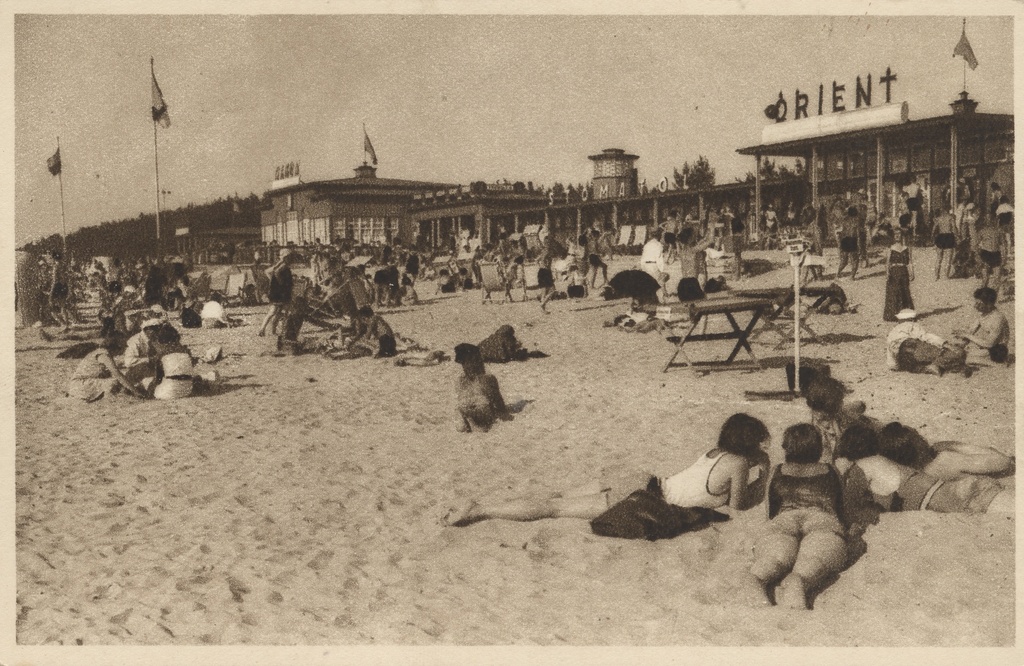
443, 413, 770, 526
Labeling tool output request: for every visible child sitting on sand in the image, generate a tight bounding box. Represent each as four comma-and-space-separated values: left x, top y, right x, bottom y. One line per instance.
443, 413, 770, 525
454, 343, 512, 433
745, 423, 849, 610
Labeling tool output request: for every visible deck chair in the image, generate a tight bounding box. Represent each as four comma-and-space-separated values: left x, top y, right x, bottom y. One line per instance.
631, 226, 648, 247
224, 271, 246, 303
188, 272, 212, 302
523, 262, 541, 289
478, 261, 505, 302
705, 247, 734, 278
615, 225, 633, 252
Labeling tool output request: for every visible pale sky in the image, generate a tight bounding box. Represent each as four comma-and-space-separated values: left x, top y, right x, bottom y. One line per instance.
9, 8, 1015, 246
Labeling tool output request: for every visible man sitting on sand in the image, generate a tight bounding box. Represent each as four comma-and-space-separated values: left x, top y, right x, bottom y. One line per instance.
952, 287, 1010, 364
885, 309, 969, 377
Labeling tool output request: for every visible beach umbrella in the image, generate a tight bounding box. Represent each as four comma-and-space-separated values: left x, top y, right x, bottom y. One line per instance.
607, 270, 661, 305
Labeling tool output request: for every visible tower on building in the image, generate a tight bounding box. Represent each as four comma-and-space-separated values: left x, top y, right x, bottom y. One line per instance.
588, 148, 639, 200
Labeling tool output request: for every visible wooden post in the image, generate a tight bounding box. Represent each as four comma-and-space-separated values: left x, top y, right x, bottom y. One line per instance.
754, 153, 762, 243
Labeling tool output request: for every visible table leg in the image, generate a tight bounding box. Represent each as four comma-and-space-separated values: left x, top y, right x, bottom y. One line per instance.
663, 317, 702, 373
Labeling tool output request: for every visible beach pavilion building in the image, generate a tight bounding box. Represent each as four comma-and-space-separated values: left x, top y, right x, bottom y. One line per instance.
259, 162, 455, 251
736, 90, 1013, 236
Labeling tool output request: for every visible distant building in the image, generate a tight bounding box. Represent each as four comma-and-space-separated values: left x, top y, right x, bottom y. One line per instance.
259, 163, 453, 247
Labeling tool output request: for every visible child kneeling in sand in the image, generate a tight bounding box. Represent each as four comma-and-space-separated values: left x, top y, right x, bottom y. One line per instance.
745, 423, 849, 610
454, 343, 512, 433
443, 413, 770, 525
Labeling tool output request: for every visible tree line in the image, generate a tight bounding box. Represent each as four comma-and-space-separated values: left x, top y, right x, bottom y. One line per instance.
20, 194, 263, 259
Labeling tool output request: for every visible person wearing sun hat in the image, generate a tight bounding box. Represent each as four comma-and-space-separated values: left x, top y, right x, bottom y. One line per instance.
120, 316, 164, 385
885, 308, 969, 376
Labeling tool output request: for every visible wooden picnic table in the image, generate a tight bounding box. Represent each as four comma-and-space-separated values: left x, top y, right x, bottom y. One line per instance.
734, 285, 836, 347
659, 295, 775, 374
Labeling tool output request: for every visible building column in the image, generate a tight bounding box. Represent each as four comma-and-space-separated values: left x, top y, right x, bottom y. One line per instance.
876, 137, 885, 219
475, 211, 485, 244
611, 203, 618, 231
652, 198, 659, 228
754, 153, 762, 241
950, 124, 959, 214
811, 144, 820, 210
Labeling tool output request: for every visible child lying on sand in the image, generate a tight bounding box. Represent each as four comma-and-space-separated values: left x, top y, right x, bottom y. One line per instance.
744, 423, 851, 610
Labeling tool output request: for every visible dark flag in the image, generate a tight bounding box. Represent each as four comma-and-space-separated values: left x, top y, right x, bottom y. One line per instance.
151, 58, 171, 128
47, 147, 61, 176
953, 24, 979, 70
364, 128, 378, 165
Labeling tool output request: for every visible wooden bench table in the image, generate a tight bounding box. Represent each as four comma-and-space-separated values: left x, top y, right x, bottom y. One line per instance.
658, 296, 775, 374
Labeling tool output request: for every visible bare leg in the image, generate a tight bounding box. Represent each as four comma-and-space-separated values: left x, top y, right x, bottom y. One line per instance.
784, 530, 847, 609
849, 256, 859, 281
258, 305, 282, 336
443, 493, 608, 526
835, 254, 848, 279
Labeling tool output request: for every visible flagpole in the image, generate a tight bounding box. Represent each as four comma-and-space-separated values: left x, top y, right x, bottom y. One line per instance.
962, 19, 968, 92
152, 57, 162, 250
56, 136, 67, 252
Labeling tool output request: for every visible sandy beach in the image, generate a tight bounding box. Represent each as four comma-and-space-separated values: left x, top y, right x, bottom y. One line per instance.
14, 246, 1015, 649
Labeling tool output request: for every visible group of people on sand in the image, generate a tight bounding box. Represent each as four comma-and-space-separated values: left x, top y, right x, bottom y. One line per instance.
442, 372, 1013, 610
67, 311, 217, 402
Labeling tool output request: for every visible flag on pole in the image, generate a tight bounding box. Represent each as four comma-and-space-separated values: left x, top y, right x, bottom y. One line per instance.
953, 23, 979, 70
363, 127, 378, 165
151, 58, 171, 128
46, 147, 61, 176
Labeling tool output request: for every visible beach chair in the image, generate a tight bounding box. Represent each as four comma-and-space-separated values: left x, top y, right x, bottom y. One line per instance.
523, 262, 541, 289
615, 226, 633, 253
478, 261, 505, 302
631, 226, 648, 248
705, 246, 734, 278
188, 271, 212, 302
224, 271, 246, 302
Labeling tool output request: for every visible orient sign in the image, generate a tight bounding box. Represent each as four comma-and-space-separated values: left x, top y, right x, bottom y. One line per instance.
765, 67, 897, 123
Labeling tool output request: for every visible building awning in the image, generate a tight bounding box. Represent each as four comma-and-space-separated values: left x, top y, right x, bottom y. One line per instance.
736, 111, 1013, 157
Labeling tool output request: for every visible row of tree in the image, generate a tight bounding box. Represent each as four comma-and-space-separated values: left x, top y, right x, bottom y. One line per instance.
20, 194, 263, 260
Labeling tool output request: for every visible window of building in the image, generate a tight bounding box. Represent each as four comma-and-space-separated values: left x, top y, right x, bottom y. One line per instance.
984, 136, 1011, 163
958, 138, 982, 165
866, 151, 878, 177
287, 193, 294, 211
849, 151, 865, 178
825, 152, 846, 181
888, 147, 908, 174
934, 144, 951, 169
911, 144, 932, 172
